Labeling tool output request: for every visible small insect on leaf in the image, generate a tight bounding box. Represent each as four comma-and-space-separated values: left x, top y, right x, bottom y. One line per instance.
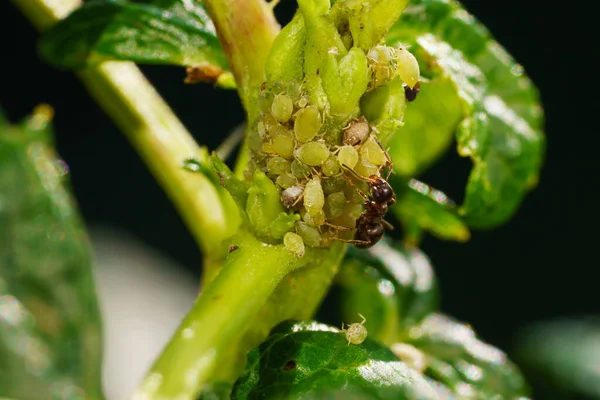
342, 313, 368, 345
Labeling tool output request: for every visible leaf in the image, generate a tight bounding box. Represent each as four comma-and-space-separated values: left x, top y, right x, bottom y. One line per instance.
390, 177, 470, 243
334, 239, 530, 399
387, 74, 463, 177
0, 107, 103, 399
385, 0, 545, 228
336, 238, 439, 342
514, 316, 600, 399
407, 313, 530, 398
231, 320, 441, 399
39, 0, 228, 71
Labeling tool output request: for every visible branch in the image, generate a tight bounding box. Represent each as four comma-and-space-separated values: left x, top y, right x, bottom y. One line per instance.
203, 0, 280, 121
12, 0, 240, 257
131, 231, 345, 399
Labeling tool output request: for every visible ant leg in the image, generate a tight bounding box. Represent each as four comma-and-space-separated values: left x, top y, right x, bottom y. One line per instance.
291, 192, 305, 208
372, 136, 394, 180
323, 222, 356, 231
382, 219, 395, 231
341, 171, 371, 203
325, 236, 371, 246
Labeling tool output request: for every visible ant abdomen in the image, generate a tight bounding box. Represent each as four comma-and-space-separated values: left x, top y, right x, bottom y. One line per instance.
354, 220, 384, 249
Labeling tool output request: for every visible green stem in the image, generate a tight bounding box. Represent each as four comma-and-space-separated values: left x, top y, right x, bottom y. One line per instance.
131, 231, 342, 399
203, 0, 280, 121
12, 0, 239, 257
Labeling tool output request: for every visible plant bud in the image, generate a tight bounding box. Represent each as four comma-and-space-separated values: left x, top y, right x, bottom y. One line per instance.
321, 47, 369, 116
246, 170, 285, 238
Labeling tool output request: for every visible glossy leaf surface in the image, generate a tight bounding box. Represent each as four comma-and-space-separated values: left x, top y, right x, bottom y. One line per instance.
386, 0, 545, 228
0, 108, 103, 399
39, 0, 227, 71
338, 238, 440, 340
407, 313, 530, 398
334, 239, 530, 399
391, 177, 470, 243
231, 320, 440, 399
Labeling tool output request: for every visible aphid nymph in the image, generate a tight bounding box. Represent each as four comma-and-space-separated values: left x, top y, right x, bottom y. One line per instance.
342, 313, 368, 345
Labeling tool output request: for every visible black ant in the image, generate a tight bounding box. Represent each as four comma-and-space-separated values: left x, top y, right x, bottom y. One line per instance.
327, 142, 396, 249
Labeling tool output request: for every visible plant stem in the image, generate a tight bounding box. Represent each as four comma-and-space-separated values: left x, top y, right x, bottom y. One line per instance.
131, 231, 343, 399
12, 0, 239, 257
203, 0, 280, 121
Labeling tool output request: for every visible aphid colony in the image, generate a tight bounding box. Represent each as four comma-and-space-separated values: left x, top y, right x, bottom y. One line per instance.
252, 44, 420, 255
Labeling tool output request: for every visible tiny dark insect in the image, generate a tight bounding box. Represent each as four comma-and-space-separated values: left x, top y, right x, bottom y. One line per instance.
283, 360, 297, 371
404, 82, 420, 102
327, 140, 396, 249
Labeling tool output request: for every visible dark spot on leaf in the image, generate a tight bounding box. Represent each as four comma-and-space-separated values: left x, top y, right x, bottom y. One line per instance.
283, 360, 296, 371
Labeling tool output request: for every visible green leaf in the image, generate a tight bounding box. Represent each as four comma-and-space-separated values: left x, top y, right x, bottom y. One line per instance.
39, 0, 228, 71
390, 177, 470, 243
386, 0, 545, 228
334, 239, 530, 398
387, 75, 463, 177
336, 238, 439, 343
0, 108, 103, 400
514, 317, 600, 399
231, 320, 441, 399
408, 313, 530, 398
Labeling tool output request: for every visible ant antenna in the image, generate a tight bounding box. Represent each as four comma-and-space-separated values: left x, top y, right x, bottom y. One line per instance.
371, 136, 394, 180
325, 236, 371, 246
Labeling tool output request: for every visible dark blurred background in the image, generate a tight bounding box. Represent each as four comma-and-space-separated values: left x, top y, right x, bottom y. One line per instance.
1, 0, 597, 398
